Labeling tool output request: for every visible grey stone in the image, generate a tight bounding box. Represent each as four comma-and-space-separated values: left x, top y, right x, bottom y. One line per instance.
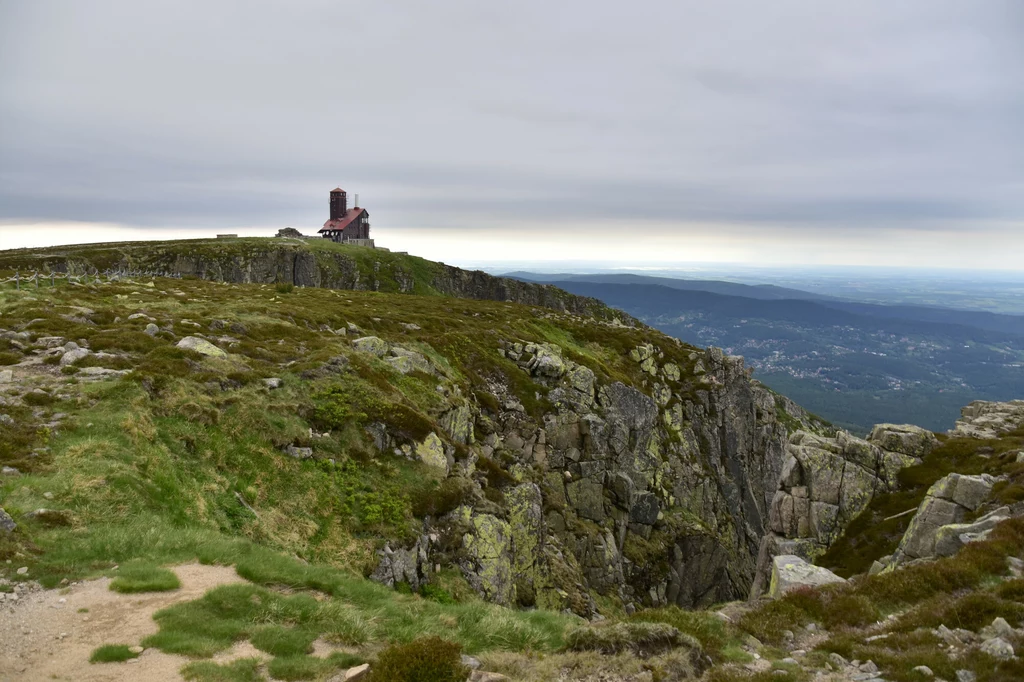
59, 348, 90, 366
867, 424, 937, 458
176, 336, 227, 358
769, 555, 846, 598
979, 636, 1014, 660
956, 671, 976, 682
911, 666, 933, 677
629, 491, 660, 525
415, 433, 448, 474
144, 323, 159, 336
343, 663, 370, 680
0, 370, 13, 383
2, 466, 19, 476
352, 336, 389, 357
860, 661, 879, 674
461, 655, 482, 670
262, 377, 282, 389
0, 508, 15, 532
567, 479, 605, 521
285, 445, 313, 459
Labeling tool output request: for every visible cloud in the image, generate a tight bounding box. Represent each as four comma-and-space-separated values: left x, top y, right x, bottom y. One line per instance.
1, 1, 1022, 265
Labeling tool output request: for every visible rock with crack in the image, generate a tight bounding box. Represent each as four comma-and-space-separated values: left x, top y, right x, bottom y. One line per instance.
769, 555, 846, 598
891, 473, 997, 566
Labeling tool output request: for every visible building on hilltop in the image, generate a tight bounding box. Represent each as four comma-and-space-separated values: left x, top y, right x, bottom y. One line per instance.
318, 187, 373, 247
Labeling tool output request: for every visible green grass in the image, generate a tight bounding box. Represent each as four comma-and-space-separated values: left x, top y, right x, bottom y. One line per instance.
181, 658, 263, 682
109, 560, 182, 593
89, 644, 140, 663
267, 652, 362, 681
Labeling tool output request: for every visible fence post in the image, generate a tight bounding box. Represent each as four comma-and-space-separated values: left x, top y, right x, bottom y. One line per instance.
33, 272, 38, 289
51, 272, 55, 287
14, 272, 19, 291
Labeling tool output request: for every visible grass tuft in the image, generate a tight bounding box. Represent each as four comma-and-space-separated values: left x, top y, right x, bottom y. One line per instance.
89, 644, 140, 663
109, 561, 181, 593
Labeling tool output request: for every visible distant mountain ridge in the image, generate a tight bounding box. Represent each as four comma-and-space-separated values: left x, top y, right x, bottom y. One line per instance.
507, 271, 1024, 337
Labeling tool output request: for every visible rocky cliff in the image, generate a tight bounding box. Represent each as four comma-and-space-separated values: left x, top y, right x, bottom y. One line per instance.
0, 238, 629, 322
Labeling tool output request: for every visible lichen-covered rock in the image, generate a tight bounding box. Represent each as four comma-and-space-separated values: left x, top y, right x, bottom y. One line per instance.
352, 336, 389, 357
950, 400, 1024, 439
769, 554, 846, 598
891, 473, 996, 565
176, 336, 227, 358
59, 347, 90, 366
0, 507, 15, 533
462, 513, 515, 605
868, 423, 938, 458
415, 433, 448, 475
387, 346, 433, 375
440, 406, 474, 445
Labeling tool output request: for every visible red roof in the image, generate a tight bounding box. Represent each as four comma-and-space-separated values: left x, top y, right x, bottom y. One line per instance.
330, 187, 346, 193
320, 208, 367, 232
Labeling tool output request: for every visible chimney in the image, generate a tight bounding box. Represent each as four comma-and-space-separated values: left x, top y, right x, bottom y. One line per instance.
354, 193, 359, 208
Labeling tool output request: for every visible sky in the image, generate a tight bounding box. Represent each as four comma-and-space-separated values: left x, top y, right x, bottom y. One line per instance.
1, 1, 1022, 269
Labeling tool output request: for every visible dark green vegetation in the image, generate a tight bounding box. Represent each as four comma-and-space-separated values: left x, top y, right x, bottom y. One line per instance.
820, 428, 1024, 577
369, 637, 469, 682
542, 279, 1024, 434
89, 644, 141, 663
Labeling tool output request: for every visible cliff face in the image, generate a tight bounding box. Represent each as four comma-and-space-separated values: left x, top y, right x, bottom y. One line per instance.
368, 337, 819, 614
0, 238, 629, 322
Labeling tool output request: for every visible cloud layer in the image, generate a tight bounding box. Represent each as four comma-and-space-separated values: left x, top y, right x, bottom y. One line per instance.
1, 1, 1022, 266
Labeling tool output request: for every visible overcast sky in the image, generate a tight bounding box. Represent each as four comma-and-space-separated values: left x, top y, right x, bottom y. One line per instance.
1, 1, 1022, 269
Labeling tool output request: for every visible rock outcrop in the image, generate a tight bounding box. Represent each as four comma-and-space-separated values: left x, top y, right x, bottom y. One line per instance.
769, 554, 846, 598
890, 473, 1002, 566
950, 400, 1024, 439
364, 338, 816, 614
749, 423, 933, 596
7, 240, 631, 323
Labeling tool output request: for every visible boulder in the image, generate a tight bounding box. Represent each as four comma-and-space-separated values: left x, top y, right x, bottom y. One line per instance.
352, 336, 389, 357
769, 555, 846, 598
892, 473, 995, 565
415, 433, 448, 474
386, 346, 432, 374
144, 323, 159, 336
0, 369, 12, 383
979, 637, 1014, 660
0, 508, 15, 532
59, 348, 90, 366
176, 336, 227, 358
867, 423, 938, 458
285, 445, 313, 460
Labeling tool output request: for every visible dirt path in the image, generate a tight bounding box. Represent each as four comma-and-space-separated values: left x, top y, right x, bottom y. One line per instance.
0, 563, 246, 682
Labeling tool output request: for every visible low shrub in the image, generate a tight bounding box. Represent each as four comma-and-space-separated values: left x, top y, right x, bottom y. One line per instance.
411, 477, 474, 518
565, 621, 695, 658
370, 636, 469, 682
629, 606, 731, 660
